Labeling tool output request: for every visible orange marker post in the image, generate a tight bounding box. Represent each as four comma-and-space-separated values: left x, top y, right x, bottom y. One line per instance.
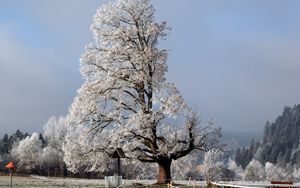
5, 162, 15, 188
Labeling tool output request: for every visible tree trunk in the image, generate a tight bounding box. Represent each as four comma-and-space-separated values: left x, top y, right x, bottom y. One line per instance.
157, 158, 172, 184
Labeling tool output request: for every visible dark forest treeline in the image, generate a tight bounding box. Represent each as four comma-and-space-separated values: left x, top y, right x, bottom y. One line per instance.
0, 130, 46, 173
235, 104, 300, 168
0, 130, 29, 159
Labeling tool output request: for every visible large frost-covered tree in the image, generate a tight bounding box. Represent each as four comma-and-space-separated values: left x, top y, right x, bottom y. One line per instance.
64, 0, 220, 183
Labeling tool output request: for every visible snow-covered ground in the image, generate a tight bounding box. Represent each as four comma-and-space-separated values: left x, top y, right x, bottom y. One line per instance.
0, 175, 105, 188
0, 175, 207, 188
212, 181, 300, 188
4, 175, 299, 188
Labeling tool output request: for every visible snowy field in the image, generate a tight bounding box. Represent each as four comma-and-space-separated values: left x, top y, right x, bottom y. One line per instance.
1, 176, 300, 188
9, 176, 300, 188
0, 175, 208, 188
0, 175, 207, 188
212, 181, 300, 188
0, 175, 105, 188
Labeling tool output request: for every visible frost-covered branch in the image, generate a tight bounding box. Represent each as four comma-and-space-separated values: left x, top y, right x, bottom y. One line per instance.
63, 0, 220, 183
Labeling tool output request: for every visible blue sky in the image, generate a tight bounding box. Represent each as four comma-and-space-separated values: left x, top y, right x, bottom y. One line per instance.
1, 0, 300, 135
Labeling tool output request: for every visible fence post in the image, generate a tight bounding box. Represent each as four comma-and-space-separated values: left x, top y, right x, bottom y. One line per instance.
9, 169, 12, 188
193, 179, 195, 188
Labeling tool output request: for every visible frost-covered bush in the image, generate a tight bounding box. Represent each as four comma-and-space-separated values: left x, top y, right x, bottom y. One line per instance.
292, 166, 300, 182
10, 117, 67, 176
42, 116, 67, 176
265, 162, 289, 181
243, 159, 265, 181
228, 158, 244, 180
172, 152, 198, 180
199, 149, 224, 184
11, 132, 43, 173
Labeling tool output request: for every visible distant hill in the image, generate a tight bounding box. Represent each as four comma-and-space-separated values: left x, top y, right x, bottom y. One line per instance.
222, 130, 262, 148
235, 104, 300, 168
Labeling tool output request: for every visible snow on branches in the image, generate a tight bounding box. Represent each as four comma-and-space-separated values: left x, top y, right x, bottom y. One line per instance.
63, 0, 220, 182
